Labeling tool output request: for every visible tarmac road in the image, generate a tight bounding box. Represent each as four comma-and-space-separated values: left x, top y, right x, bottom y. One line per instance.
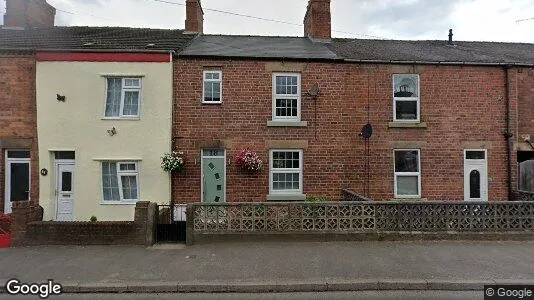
0, 291, 482, 300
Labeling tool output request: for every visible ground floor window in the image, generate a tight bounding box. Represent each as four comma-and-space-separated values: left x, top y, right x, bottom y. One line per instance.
394, 149, 421, 198
269, 149, 303, 195
518, 151, 534, 192
102, 162, 139, 202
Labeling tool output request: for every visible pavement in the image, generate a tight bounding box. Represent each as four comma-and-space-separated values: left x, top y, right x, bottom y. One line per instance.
0, 241, 533, 294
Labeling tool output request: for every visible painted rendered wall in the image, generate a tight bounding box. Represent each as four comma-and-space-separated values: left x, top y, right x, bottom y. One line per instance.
36, 61, 172, 221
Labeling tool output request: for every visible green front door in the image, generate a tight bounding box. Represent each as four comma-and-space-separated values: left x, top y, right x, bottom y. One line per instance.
202, 150, 225, 203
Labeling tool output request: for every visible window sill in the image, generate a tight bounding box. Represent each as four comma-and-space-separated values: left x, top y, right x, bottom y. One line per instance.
267, 194, 307, 201
100, 201, 138, 205
388, 122, 427, 129
93, 158, 142, 161
101, 117, 140, 121
267, 121, 308, 127
202, 102, 223, 105
390, 197, 426, 202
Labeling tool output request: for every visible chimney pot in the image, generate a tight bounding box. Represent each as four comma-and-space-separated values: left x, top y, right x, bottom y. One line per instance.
303, 0, 331, 41
448, 28, 454, 45
185, 0, 204, 34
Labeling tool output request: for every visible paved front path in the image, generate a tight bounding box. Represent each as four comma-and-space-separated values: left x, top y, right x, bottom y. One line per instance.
0, 241, 533, 291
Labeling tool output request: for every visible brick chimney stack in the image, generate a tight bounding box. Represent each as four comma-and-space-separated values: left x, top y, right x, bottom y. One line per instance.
3, 0, 56, 28
185, 0, 204, 34
303, 0, 331, 41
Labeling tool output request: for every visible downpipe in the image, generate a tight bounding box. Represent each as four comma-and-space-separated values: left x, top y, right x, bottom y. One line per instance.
503, 65, 513, 201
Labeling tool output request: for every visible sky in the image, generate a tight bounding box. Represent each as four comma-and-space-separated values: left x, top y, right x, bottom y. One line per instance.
1, 0, 534, 42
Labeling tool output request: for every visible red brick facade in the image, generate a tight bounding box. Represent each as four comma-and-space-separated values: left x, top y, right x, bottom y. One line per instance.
173, 59, 520, 203
0, 52, 39, 212
518, 68, 534, 149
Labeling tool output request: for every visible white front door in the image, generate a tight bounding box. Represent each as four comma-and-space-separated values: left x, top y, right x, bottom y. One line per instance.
464, 150, 488, 201
56, 163, 74, 221
4, 150, 31, 214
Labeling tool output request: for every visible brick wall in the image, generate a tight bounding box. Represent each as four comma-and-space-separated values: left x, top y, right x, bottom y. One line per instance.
173, 59, 514, 203
11, 201, 156, 246
518, 68, 534, 148
0, 52, 39, 212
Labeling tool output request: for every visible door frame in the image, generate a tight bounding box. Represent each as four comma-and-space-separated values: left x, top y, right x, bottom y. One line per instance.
463, 149, 488, 201
200, 149, 226, 203
4, 150, 31, 214
54, 159, 75, 220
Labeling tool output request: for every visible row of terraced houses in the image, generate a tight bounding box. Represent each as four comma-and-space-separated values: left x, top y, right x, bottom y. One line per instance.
1, 0, 534, 222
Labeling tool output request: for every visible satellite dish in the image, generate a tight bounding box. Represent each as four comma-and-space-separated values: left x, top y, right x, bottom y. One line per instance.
308, 83, 319, 98
361, 123, 373, 139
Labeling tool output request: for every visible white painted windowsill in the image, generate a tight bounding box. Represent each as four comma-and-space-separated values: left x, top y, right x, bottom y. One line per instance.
267, 121, 308, 127
100, 201, 138, 206
101, 117, 140, 121
388, 122, 427, 129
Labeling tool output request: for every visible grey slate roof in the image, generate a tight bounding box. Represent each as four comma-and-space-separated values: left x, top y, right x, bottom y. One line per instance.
179, 35, 339, 60
332, 39, 534, 65
0, 26, 195, 51
0, 25, 533, 65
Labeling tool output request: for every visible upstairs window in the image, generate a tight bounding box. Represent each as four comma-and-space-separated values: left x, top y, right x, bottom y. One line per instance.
203, 71, 222, 103
393, 74, 420, 122
272, 73, 301, 121
105, 77, 141, 118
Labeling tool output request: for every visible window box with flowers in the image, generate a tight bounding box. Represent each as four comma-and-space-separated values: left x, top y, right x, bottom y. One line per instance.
161, 150, 185, 173
234, 149, 263, 173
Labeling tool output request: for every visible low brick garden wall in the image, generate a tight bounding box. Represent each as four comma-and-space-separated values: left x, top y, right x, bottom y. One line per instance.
11, 201, 157, 246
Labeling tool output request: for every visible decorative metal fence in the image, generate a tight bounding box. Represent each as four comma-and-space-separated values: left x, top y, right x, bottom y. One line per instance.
191, 201, 534, 234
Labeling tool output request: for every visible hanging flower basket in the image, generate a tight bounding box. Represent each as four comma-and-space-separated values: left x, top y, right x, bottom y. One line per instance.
235, 149, 263, 173
161, 150, 185, 173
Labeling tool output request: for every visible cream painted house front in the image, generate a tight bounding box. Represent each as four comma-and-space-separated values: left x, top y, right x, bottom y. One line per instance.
36, 55, 173, 221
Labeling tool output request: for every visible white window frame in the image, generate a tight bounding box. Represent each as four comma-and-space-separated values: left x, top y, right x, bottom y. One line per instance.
202, 70, 223, 104
393, 149, 421, 198
393, 74, 420, 123
103, 77, 142, 119
269, 149, 303, 195
272, 73, 301, 121
101, 161, 140, 204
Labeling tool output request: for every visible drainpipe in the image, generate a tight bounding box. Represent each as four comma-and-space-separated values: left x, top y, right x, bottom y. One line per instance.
170, 50, 176, 215
503, 65, 513, 201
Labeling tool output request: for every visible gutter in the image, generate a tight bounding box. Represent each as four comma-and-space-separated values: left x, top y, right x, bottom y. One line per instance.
343, 58, 534, 68
504, 65, 514, 201
0, 47, 174, 54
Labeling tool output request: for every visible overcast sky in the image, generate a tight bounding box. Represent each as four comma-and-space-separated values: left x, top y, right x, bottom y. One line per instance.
1, 0, 534, 42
